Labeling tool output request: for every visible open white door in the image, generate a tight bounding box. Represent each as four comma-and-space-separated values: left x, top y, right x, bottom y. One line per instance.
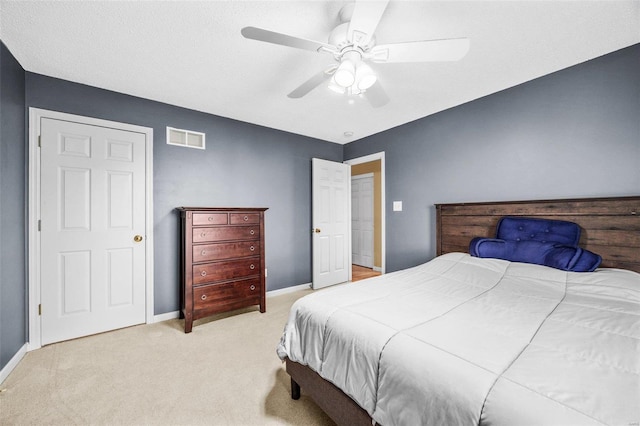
312, 158, 351, 289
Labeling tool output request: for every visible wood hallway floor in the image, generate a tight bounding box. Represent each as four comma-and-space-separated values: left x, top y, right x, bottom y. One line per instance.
352, 265, 381, 282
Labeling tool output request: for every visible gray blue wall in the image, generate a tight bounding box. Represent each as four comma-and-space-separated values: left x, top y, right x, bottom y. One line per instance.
0, 42, 27, 370
25, 73, 343, 315
345, 43, 640, 272
1, 40, 638, 374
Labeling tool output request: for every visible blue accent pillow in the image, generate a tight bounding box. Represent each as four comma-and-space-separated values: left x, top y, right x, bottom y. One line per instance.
469, 217, 602, 272
496, 216, 581, 246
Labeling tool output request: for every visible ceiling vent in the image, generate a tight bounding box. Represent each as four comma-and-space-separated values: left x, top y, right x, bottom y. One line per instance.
167, 127, 205, 150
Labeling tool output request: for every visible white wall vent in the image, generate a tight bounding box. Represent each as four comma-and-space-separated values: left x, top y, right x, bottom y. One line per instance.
166, 127, 205, 150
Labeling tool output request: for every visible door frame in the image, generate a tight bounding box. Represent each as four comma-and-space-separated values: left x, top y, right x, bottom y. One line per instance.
27, 108, 154, 350
344, 152, 385, 274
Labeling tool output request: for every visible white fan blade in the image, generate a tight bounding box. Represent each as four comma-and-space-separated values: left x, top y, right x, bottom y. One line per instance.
370, 38, 470, 63
287, 69, 334, 99
241, 27, 337, 54
347, 0, 389, 47
363, 81, 389, 108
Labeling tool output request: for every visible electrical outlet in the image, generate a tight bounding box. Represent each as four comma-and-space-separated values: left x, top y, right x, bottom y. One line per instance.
393, 201, 403, 211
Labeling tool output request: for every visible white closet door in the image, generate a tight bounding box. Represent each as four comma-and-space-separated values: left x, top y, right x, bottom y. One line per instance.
40, 117, 147, 345
352, 174, 374, 268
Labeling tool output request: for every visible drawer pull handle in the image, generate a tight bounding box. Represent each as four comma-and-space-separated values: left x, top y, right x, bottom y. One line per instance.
243, 215, 249, 221
201, 250, 206, 256
208, 216, 214, 221
250, 285, 256, 291
250, 230, 255, 235
201, 295, 207, 300
250, 246, 255, 251
201, 232, 207, 238
250, 264, 255, 270
201, 271, 207, 277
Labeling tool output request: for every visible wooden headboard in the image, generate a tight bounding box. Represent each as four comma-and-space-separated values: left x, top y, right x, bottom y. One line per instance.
436, 196, 640, 273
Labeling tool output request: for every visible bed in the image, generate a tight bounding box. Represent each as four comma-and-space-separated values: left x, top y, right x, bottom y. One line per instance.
277, 196, 640, 426
278, 197, 640, 426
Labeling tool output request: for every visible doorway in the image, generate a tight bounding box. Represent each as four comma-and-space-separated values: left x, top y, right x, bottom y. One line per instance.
352, 173, 374, 268
345, 152, 385, 275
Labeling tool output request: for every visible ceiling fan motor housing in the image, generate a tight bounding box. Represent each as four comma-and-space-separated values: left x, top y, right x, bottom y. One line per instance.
328, 22, 376, 54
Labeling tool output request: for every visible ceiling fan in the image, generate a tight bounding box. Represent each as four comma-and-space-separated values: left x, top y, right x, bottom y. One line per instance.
241, 0, 470, 108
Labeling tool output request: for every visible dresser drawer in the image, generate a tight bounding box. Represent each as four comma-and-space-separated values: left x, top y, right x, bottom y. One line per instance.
192, 226, 259, 243
230, 213, 260, 225
192, 213, 228, 226
193, 278, 261, 311
193, 241, 260, 263
193, 257, 259, 284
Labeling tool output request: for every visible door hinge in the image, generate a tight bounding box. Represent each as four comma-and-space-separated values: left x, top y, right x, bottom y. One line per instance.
38, 220, 41, 231
38, 304, 42, 316
38, 135, 41, 148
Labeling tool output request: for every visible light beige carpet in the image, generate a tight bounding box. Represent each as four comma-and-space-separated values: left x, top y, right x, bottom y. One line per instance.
0, 289, 335, 426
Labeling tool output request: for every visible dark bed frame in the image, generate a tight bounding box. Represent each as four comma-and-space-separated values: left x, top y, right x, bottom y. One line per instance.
286, 196, 640, 425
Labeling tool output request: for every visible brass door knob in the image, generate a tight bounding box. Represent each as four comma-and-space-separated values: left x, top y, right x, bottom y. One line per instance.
133, 235, 143, 242
313, 228, 321, 233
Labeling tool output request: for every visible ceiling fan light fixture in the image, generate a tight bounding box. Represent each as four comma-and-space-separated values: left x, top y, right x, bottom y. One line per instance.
355, 62, 376, 90
334, 59, 356, 88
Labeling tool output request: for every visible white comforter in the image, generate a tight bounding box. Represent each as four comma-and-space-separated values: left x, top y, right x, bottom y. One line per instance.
277, 253, 640, 426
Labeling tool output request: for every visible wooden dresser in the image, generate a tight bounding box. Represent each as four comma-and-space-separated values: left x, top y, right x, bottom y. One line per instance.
178, 207, 268, 333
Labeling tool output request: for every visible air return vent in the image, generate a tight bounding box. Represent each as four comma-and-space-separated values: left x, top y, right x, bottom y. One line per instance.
167, 127, 205, 150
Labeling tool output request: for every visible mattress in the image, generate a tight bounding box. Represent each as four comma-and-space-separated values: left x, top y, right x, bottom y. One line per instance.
277, 253, 640, 425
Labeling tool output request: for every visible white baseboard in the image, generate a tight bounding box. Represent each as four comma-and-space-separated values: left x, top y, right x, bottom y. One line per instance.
267, 282, 311, 297
151, 283, 312, 322
153, 311, 180, 323
373, 266, 382, 272
0, 343, 28, 385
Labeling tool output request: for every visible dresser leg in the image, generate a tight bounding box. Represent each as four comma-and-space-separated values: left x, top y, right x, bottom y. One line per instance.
184, 314, 193, 333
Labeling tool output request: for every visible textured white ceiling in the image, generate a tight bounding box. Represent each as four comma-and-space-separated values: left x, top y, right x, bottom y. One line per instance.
1, 1, 639, 144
